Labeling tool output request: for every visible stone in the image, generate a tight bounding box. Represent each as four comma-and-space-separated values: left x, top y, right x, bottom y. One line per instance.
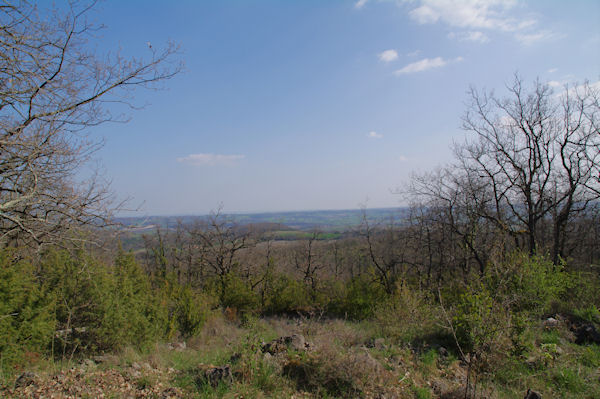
141, 362, 153, 371
438, 346, 449, 357
574, 322, 600, 345
161, 387, 180, 398
524, 388, 542, 399
92, 354, 116, 364
167, 341, 186, 351
229, 352, 242, 363
431, 378, 450, 395
261, 334, 311, 355
130, 369, 142, 379
365, 337, 387, 350
15, 372, 37, 388
543, 317, 558, 328
357, 350, 383, 372
205, 365, 233, 387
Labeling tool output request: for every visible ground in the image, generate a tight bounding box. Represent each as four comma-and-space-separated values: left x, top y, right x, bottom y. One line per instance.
1, 315, 598, 398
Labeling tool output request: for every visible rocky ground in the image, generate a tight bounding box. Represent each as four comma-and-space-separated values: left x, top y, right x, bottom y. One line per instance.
1, 315, 597, 398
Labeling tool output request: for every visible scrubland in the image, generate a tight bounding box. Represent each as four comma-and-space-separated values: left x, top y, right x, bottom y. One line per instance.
1, 244, 599, 398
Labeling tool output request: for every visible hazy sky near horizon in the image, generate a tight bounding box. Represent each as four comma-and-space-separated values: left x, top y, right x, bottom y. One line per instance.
85, 0, 599, 216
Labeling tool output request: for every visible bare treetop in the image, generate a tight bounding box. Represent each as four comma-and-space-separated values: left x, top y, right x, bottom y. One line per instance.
0, 0, 182, 246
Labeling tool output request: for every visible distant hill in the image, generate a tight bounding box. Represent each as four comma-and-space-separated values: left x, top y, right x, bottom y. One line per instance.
116, 207, 408, 232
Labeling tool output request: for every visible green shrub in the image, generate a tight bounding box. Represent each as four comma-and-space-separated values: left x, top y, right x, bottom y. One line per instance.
413, 386, 432, 399
374, 282, 438, 344
332, 274, 386, 320
0, 250, 54, 372
452, 286, 497, 354
220, 273, 260, 314
553, 367, 586, 393
486, 253, 572, 316
573, 305, 600, 324
167, 283, 216, 338
263, 274, 311, 314
580, 344, 600, 368
420, 348, 438, 366
97, 250, 163, 349
39, 249, 168, 355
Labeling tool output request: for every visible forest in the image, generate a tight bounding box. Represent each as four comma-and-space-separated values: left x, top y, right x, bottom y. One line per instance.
1, 1, 599, 398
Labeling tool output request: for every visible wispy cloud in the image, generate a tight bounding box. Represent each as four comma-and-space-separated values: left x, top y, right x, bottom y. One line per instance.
547, 80, 564, 88
407, 50, 421, 57
405, 0, 549, 45
378, 49, 398, 63
448, 30, 489, 43
554, 79, 600, 98
398, 155, 408, 162
367, 131, 383, 139
547, 68, 558, 74
394, 56, 463, 75
408, 0, 530, 31
177, 153, 245, 166
355, 0, 368, 9
514, 30, 555, 45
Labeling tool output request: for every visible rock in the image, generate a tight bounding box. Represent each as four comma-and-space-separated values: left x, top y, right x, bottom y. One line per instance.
524, 388, 542, 399
544, 317, 559, 328
229, 352, 242, 363
205, 365, 233, 387
366, 337, 387, 350
15, 372, 37, 388
130, 369, 142, 379
261, 334, 311, 354
141, 362, 153, 371
92, 354, 116, 364
431, 378, 450, 395
574, 322, 600, 345
167, 341, 186, 351
132, 362, 141, 370
357, 350, 383, 372
161, 387, 180, 398
438, 346, 449, 357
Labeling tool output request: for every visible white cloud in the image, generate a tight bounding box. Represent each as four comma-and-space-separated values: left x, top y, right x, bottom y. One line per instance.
405, 0, 550, 45
378, 49, 399, 62
448, 30, 489, 43
514, 30, 554, 45
408, 0, 526, 31
407, 50, 421, 57
398, 155, 408, 162
547, 68, 558, 73
547, 80, 563, 88
394, 56, 462, 75
367, 131, 383, 139
556, 80, 600, 98
177, 153, 245, 166
355, 0, 368, 9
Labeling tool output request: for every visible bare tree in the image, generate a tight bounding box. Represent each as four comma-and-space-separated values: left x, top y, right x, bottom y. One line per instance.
0, 1, 181, 246
458, 76, 599, 262
292, 230, 324, 300
360, 210, 406, 294
407, 166, 497, 278
187, 210, 251, 302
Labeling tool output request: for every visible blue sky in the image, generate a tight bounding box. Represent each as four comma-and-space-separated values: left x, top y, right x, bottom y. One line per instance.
85, 0, 599, 215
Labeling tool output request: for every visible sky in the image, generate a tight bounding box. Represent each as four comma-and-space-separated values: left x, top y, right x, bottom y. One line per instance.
79, 0, 600, 216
